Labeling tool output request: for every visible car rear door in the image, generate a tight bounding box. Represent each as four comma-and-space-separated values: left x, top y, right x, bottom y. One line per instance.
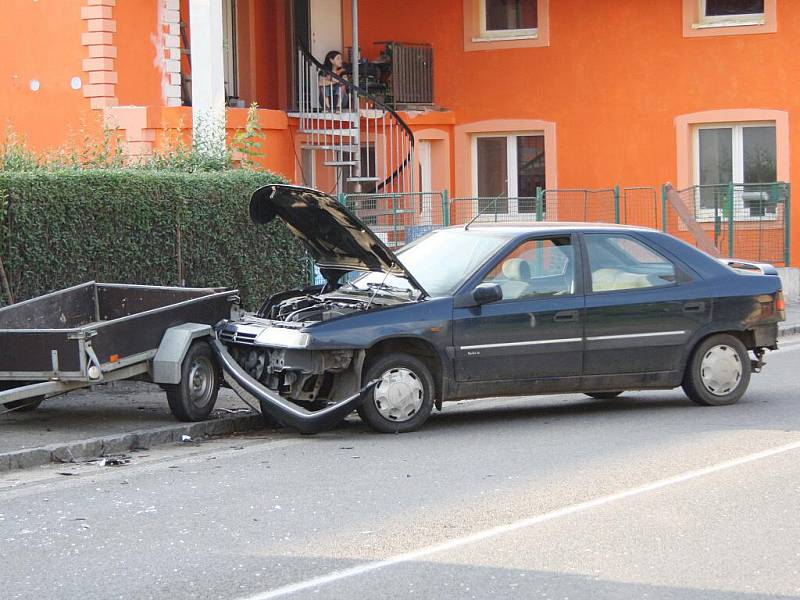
452, 234, 584, 385
580, 232, 711, 381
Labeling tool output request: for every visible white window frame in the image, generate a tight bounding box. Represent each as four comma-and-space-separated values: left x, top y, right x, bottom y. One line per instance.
222, 0, 238, 100
692, 121, 777, 221
471, 131, 545, 220
477, 0, 538, 41
695, 0, 765, 28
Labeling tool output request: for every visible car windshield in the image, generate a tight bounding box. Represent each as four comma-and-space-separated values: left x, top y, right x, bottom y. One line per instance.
344, 229, 510, 297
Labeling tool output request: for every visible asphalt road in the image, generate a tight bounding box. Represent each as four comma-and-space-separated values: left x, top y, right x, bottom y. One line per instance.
2, 341, 800, 599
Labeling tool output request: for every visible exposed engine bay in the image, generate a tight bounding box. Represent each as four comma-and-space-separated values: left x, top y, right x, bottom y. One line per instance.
217, 288, 407, 405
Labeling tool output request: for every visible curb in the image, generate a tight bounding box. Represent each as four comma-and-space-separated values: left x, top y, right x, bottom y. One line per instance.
779, 324, 800, 338
0, 413, 266, 473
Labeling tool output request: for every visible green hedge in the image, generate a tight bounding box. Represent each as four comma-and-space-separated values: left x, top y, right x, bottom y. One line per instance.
0, 170, 308, 309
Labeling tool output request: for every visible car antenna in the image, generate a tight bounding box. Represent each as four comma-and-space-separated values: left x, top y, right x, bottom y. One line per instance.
464, 197, 501, 231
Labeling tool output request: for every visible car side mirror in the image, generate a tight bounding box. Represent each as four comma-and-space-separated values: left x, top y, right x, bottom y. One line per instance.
473, 282, 503, 305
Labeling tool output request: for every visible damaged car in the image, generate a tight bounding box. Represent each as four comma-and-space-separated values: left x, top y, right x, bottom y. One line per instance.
213, 184, 785, 434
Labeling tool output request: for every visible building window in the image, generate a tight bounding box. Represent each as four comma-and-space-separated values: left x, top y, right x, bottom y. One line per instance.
683, 0, 774, 37
473, 133, 546, 215
702, 0, 764, 23
480, 0, 537, 39
464, 0, 549, 50
222, 0, 238, 101
695, 123, 777, 218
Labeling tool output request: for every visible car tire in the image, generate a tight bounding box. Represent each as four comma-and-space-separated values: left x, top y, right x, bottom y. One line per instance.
358, 353, 435, 433
682, 334, 751, 406
585, 391, 623, 400
165, 341, 220, 422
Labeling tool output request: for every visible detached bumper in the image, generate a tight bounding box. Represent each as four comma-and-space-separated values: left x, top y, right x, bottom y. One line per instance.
211, 338, 375, 434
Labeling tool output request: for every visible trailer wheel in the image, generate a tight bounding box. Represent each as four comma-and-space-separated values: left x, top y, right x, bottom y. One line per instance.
1, 382, 45, 412
3, 398, 44, 412
165, 341, 220, 422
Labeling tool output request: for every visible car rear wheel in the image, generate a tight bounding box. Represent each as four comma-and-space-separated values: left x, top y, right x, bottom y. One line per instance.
585, 391, 623, 400
682, 334, 750, 406
358, 353, 434, 433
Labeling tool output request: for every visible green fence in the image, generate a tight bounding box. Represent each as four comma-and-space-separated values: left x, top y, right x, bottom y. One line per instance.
309, 182, 791, 283
662, 182, 790, 266
340, 191, 448, 247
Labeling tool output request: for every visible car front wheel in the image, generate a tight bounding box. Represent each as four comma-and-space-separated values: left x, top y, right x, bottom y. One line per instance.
682, 334, 751, 406
358, 353, 435, 433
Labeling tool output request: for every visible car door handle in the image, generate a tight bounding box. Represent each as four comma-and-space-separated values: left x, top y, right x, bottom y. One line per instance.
553, 310, 579, 322
683, 301, 705, 313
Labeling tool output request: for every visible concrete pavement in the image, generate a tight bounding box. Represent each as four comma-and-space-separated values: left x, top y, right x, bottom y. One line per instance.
0, 383, 265, 471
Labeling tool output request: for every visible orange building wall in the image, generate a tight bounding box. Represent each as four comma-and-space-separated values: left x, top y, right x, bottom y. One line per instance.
115, 0, 163, 106
357, 0, 800, 264
357, 0, 799, 185
0, 0, 98, 149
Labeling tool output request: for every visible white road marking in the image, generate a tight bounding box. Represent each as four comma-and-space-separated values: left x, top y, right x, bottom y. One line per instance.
240, 438, 800, 599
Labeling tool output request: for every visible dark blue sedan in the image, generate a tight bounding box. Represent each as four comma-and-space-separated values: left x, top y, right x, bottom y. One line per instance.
214, 185, 786, 434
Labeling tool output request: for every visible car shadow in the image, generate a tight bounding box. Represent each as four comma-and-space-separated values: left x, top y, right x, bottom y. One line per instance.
329, 387, 800, 436
225, 555, 795, 600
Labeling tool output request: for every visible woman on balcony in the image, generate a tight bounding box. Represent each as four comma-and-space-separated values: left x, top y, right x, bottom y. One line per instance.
319, 50, 350, 111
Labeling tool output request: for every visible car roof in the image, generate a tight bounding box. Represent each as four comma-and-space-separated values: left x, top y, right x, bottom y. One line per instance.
444, 221, 658, 236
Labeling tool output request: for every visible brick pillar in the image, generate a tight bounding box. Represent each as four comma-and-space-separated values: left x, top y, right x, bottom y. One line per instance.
161, 0, 183, 107
81, 0, 118, 110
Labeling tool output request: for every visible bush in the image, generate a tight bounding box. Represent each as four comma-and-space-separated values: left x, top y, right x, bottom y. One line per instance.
0, 170, 308, 309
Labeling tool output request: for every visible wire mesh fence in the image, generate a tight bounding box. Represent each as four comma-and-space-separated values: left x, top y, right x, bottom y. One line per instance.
307, 182, 790, 284
341, 191, 448, 247
665, 183, 790, 265
622, 187, 659, 229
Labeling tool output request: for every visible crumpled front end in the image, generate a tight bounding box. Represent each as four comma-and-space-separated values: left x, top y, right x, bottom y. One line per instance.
211, 334, 375, 434
213, 317, 374, 434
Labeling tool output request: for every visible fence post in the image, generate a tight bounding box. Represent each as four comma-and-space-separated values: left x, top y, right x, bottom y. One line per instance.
785, 183, 791, 266
535, 187, 544, 222
392, 193, 399, 245
726, 182, 734, 258
613, 185, 620, 224
660, 184, 667, 232
442, 190, 450, 226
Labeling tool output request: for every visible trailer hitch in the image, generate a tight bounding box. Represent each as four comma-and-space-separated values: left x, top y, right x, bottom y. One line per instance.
210, 338, 376, 434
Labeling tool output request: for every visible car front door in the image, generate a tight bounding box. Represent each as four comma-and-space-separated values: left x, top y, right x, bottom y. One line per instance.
452, 235, 584, 385
580, 232, 711, 382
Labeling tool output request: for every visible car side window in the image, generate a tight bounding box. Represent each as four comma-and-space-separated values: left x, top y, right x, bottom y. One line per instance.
482, 237, 574, 301
585, 234, 676, 293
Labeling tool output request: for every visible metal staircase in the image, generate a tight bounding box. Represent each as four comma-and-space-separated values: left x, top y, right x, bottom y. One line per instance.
296, 44, 415, 195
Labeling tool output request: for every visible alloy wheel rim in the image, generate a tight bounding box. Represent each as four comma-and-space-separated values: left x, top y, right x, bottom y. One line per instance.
188, 357, 214, 407
374, 367, 424, 422
700, 344, 742, 396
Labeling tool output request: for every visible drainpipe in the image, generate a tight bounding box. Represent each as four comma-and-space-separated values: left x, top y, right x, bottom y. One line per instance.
188, 0, 226, 160
350, 0, 361, 192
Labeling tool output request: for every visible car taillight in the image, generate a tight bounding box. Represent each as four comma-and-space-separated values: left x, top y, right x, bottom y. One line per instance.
776, 291, 786, 318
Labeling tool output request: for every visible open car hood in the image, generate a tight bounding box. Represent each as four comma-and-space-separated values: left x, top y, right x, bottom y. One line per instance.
250, 184, 427, 295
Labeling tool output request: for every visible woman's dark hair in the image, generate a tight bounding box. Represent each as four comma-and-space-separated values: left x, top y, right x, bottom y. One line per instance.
323, 50, 342, 72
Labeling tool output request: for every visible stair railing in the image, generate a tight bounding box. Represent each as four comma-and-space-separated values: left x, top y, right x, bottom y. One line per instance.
296, 41, 415, 195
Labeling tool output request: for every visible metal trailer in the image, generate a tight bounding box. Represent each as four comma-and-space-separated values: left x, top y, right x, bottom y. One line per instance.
0, 281, 238, 420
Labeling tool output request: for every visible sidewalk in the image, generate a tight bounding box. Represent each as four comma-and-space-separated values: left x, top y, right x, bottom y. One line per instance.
779, 301, 800, 337
0, 383, 265, 472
